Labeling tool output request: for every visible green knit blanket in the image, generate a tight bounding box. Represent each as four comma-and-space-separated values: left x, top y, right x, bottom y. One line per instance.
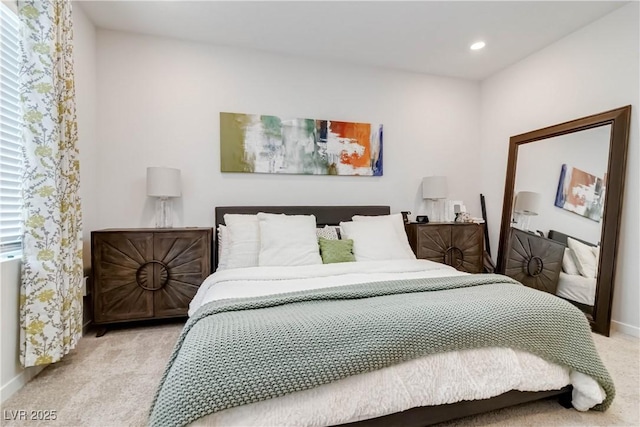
148, 274, 614, 427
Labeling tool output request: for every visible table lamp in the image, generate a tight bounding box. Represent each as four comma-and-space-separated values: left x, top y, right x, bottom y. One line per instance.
422, 176, 448, 222
147, 167, 181, 228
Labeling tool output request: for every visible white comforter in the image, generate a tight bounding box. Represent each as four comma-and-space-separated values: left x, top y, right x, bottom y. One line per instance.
188, 259, 605, 427
190, 259, 464, 316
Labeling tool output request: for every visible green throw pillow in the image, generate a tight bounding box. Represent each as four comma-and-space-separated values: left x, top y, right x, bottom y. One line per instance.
318, 237, 356, 264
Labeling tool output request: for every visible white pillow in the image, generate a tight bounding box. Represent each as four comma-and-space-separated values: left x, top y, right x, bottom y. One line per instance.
567, 237, 597, 278
224, 214, 260, 269
562, 248, 580, 275
257, 213, 322, 266
352, 213, 416, 259
340, 220, 414, 261
216, 225, 231, 270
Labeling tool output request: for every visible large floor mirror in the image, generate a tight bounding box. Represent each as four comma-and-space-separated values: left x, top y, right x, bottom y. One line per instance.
497, 106, 632, 336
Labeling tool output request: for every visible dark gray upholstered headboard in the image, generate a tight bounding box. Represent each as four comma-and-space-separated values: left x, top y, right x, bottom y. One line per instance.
213, 205, 391, 270
548, 230, 596, 247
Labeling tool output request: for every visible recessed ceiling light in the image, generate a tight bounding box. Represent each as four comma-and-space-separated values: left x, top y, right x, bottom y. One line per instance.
470, 41, 486, 51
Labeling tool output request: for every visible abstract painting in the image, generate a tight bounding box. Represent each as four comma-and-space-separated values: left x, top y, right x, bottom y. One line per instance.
554, 164, 606, 222
220, 112, 383, 176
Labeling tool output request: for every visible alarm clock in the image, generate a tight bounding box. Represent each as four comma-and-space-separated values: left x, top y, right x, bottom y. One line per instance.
416, 215, 429, 223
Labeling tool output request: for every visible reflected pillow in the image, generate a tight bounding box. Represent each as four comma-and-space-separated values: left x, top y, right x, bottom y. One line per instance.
567, 237, 597, 278
318, 238, 355, 264
562, 248, 580, 275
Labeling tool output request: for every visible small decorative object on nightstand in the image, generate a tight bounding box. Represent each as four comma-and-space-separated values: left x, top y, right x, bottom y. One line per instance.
405, 222, 484, 273
503, 227, 564, 294
91, 228, 212, 335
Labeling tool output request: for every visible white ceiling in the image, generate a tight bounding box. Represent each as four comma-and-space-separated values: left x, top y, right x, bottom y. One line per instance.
78, 0, 627, 80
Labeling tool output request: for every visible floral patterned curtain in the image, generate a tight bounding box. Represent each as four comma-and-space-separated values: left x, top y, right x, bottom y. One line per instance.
19, 0, 83, 367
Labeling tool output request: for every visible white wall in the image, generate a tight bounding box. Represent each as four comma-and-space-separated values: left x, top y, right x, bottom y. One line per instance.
481, 2, 639, 336
514, 125, 610, 244
0, 3, 97, 402
95, 30, 482, 229
75, 1, 99, 271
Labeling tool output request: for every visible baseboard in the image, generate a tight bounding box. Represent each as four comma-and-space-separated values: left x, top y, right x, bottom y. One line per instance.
611, 320, 640, 338
0, 365, 46, 404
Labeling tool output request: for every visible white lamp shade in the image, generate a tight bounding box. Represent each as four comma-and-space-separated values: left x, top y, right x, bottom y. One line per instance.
147, 167, 181, 197
422, 176, 448, 199
514, 191, 540, 215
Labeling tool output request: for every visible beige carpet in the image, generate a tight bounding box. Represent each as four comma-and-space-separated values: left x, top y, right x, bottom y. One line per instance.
2, 322, 638, 427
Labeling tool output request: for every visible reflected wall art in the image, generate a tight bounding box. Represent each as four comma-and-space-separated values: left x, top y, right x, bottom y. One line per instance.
220, 112, 383, 176
554, 164, 606, 222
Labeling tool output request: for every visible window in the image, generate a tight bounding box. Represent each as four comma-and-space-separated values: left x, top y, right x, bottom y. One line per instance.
0, 2, 23, 255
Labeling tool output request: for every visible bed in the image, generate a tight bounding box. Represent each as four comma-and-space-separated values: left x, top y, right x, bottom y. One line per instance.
548, 230, 598, 316
149, 206, 613, 427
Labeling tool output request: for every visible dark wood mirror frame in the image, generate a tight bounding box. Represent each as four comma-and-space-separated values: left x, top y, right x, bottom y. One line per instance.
496, 106, 632, 336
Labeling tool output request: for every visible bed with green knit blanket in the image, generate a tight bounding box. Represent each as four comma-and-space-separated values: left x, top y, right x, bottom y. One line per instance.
148, 273, 613, 427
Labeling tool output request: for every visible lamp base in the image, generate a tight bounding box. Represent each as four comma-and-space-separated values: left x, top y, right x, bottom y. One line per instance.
155, 197, 173, 228
428, 199, 446, 222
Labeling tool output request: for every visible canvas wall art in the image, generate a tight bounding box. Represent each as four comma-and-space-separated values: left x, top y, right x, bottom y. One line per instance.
220, 112, 383, 176
554, 164, 606, 222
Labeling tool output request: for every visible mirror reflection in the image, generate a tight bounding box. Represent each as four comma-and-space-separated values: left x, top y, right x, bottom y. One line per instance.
512, 125, 611, 316
498, 106, 631, 335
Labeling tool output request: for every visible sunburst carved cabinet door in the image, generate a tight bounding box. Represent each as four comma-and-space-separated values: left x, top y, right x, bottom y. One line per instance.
152, 231, 211, 318
504, 228, 564, 294
405, 223, 484, 273
92, 228, 212, 325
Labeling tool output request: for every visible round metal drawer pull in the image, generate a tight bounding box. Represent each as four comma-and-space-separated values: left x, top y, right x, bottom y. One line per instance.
135, 260, 169, 291
444, 247, 465, 268
526, 256, 544, 277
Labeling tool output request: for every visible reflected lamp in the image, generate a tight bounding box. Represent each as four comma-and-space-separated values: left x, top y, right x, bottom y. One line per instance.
513, 191, 540, 231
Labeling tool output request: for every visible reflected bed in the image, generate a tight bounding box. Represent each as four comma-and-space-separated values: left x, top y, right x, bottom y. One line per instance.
549, 229, 597, 315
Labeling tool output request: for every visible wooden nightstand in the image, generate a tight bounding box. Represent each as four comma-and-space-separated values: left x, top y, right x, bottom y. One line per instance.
405, 222, 484, 273
503, 227, 564, 294
91, 228, 212, 334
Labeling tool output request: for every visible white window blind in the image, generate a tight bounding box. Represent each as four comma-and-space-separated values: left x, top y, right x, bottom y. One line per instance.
0, 3, 23, 254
